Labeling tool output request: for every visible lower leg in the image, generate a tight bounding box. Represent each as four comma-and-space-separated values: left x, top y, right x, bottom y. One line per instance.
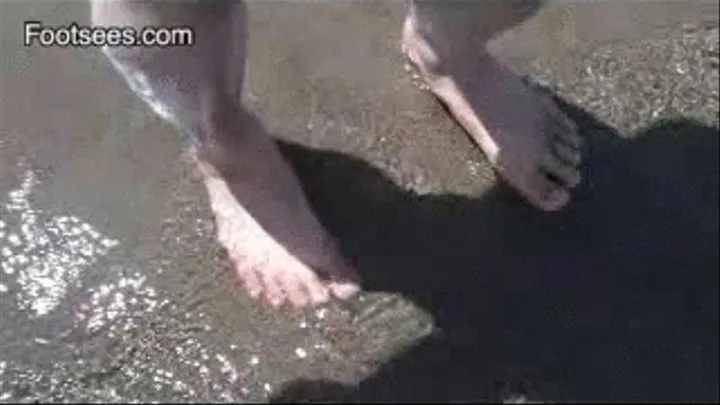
92, 0, 359, 309
403, 1, 583, 211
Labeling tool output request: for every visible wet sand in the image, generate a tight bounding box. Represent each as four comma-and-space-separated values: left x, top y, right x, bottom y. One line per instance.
0, 1, 718, 402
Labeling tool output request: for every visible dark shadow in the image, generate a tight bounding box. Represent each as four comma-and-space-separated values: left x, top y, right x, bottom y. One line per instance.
269, 97, 719, 402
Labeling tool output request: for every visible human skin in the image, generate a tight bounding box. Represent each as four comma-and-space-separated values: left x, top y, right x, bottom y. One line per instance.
91, 0, 583, 309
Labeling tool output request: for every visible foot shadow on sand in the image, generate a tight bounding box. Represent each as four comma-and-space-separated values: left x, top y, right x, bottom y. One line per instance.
270, 97, 719, 402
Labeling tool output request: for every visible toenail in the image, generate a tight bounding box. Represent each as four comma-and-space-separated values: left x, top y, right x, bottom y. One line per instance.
330, 282, 361, 299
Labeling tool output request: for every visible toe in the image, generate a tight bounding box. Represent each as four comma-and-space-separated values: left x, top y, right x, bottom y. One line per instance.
317, 258, 362, 300
549, 117, 583, 149
554, 128, 583, 150
542, 187, 572, 211
296, 270, 331, 307
551, 140, 582, 167
539, 95, 583, 149
327, 281, 361, 300
240, 268, 263, 299
280, 273, 311, 309
541, 152, 581, 189
528, 172, 572, 212
262, 273, 286, 308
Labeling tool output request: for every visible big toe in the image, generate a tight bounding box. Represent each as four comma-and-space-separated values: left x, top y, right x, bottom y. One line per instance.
525, 156, 577, 212
532, 183, 572, 212
506, 146, 577, 212
317, 259, 362, 300
327, 280, 361, 300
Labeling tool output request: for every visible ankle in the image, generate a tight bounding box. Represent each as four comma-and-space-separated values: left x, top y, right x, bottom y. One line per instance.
191, 98, 269, 176
403, 19, 495, 81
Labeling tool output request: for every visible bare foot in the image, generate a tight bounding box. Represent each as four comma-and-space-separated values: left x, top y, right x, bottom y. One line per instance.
402, 20, 583, 211
195, 108, 361, 309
